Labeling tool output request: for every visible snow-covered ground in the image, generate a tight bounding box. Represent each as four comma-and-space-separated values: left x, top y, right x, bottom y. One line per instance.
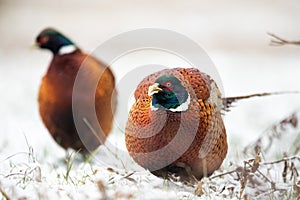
1, 0, 300, 199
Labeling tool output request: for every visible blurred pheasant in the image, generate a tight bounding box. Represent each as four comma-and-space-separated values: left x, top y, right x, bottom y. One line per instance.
125, 67, 292, 182
36, 28, 116, 153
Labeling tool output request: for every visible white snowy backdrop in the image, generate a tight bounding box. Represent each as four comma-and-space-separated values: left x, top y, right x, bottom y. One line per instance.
0, 0, 300, 199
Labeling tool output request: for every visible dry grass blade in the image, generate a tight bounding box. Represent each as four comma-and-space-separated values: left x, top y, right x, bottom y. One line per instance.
0, 181, 11, 200
195, 181, 204, 196
122, 172, 137, 182
64, 151, 79, 183
97, 180, 107, 200
108, 171, 137, 184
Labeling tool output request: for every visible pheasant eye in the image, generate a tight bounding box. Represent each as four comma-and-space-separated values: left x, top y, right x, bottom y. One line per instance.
164, 81, 172, 87
38, 36, 49, 45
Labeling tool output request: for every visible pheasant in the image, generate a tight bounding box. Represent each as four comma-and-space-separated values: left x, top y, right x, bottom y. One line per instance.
36, 28, 116, 153
125, 67, 293, 182
125, 68, 227, 181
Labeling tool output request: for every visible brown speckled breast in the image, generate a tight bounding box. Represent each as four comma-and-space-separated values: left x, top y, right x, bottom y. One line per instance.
39, 50, 115, 152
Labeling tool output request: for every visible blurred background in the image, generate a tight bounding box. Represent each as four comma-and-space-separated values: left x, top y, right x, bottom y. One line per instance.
0, 0, 300, 161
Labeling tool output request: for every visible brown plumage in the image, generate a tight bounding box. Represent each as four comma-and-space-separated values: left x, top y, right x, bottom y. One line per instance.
125, 68, 227, 181
37, 28, 115, 152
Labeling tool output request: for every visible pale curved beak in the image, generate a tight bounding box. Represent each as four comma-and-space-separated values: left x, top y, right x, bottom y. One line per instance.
148, 83, 163, 96
30, 42, 40, 49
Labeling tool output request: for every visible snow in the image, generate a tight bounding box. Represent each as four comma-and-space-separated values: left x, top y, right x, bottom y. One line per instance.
1, 0, 300, 199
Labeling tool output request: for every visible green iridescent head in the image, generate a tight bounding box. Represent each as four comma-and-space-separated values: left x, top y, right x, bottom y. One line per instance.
148, 74, 188, 110
36, 28, 75, 55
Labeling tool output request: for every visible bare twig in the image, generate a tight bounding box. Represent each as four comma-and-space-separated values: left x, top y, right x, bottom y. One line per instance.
245, 161, 275, 189
268, 33, 300, 46
209, 169, 238, 180
290, 162, 299, 181
261, 156, 300, 165
239, 161, 248, 200
283, 160, 288, 183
